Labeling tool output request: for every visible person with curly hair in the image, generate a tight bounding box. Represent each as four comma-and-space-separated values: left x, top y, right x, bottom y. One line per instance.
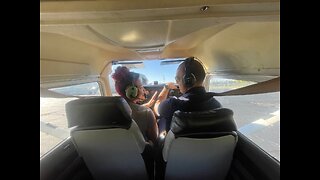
112, 66, 159, 144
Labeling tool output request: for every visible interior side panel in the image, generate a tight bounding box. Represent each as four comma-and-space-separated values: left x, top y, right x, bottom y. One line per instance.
227, 132, 280, 180
40, 137, 93, 180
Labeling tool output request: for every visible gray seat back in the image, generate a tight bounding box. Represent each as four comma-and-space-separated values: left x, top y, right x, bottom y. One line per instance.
163, 108, 238, 180
66, 96, 148, 180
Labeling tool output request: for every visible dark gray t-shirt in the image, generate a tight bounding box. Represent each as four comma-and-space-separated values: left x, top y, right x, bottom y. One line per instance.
128, 102, 155, 142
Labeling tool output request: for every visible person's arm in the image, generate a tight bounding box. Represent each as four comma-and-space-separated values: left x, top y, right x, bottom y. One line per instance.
146, 109, 159, 144
154, 82, 177, 116
142, 91, 158, 108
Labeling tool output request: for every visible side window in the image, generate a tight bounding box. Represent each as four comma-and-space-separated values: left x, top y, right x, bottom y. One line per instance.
209, 78, 255, 93
40, 82, 102, 157
108, 74, 118, 96
40, 97, 76, 157
210, 77, 280, 161
50, 82, 102, 96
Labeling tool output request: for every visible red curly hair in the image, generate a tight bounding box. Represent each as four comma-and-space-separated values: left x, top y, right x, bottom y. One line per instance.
111, 66, 140, 98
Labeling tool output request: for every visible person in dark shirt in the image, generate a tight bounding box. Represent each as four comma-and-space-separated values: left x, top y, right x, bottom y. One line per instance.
154, 57, 222, 133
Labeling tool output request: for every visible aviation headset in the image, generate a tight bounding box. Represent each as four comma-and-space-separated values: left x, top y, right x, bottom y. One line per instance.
182, 57, 197, 87
125, 83, 138, 99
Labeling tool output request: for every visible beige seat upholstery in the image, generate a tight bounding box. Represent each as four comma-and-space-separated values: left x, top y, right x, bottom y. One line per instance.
66, 96, 150, 180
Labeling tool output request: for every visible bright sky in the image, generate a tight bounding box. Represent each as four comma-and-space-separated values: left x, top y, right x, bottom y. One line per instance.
112, 60, 181, 84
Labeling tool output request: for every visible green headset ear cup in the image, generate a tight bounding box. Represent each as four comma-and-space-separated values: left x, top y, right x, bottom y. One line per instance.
125, 85, 138, 99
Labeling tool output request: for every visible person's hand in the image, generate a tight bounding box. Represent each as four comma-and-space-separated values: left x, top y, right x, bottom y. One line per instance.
165, 82, 179, 90
142, 91, 158, 108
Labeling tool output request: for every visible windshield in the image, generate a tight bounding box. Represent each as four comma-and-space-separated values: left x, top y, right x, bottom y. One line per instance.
109, 59, 182, 95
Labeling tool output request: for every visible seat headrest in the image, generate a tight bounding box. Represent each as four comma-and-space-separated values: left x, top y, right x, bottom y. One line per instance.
170, 108, 237, 135
66, 96, 132, 129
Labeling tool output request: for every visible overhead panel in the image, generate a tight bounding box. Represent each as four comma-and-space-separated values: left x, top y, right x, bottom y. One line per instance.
90, 21, 169, 49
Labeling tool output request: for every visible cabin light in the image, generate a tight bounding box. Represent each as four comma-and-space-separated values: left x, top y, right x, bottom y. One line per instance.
200, 6, 210, 12
121, 31, 138, 42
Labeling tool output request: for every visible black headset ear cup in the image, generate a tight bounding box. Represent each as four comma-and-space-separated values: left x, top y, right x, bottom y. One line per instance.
183, 58, 196, 87
183, 73, 196, 87
125, 85, 138, 99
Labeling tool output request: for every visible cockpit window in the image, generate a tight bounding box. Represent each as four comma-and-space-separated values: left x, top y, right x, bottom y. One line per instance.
109, 59, 182, 95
